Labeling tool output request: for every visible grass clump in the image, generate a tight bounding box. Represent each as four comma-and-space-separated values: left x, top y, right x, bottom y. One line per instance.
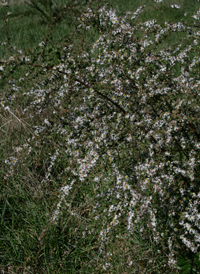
0, 0, 200, 273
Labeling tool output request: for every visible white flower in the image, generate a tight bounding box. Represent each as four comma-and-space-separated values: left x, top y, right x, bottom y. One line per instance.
192, 15, 199, 20
171, 4, 180, 8
127, 134, 132, 141
143, 40, 150, 47
44, 119, 51, 126
2, 1, 9, 6
39, 41, 45, 47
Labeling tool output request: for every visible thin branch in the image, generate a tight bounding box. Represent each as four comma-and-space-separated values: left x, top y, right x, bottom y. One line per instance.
26, 62, 127, 114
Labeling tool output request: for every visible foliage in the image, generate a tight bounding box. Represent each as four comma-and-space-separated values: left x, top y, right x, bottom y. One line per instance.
177, 252, 200, 274
0, 0, 200, 273
4, 0, 90, 24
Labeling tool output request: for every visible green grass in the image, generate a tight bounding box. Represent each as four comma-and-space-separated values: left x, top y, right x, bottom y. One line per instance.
0, 0, 199, 59
0, 0, 200, 273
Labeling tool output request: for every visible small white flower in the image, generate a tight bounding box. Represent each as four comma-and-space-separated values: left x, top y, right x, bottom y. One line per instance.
192, 14, 199, 20
44, 119, 51, 126
171, 4, 180, 8
2, 1, 9, 6
39, 41, 45, 47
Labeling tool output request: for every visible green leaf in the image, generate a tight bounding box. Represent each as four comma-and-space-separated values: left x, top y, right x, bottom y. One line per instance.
182, 268, 191, 274
177, 257, 188, 267
177, 256, 191, 273
181, 263, 191, 270
194, 253, 200, 268
180, 263, 191, 270
53, 51, 61, 60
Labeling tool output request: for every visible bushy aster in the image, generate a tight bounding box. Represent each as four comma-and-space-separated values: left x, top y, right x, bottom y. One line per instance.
1, 1, 200, 272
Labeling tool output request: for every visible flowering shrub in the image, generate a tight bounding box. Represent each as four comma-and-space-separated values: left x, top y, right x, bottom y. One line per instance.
1, 0, 200, 272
